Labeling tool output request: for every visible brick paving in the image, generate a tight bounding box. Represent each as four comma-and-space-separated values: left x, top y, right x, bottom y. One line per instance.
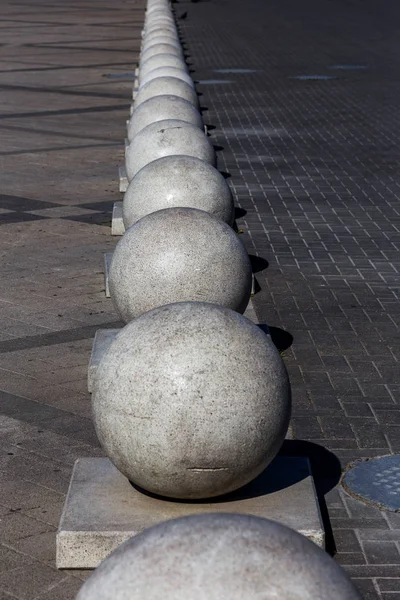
0, 0, 145, 597
179, 0, 400, 597
0, 0, 399, 598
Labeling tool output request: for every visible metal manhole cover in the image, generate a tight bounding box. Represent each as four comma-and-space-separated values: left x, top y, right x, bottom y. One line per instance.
343, 455, 400, 512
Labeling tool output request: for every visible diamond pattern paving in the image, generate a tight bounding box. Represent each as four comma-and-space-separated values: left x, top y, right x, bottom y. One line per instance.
0, 0, 145, 597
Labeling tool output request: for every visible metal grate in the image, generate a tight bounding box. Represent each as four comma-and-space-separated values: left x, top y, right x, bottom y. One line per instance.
343, 455, 400, 512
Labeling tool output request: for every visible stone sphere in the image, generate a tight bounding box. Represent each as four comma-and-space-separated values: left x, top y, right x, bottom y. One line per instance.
127, 95, 202, 141
143, 24, 177, 37
93, 302, 290, 498
140, 54, 188, 81
142, 34, 181, 50
140, 66, 194, 88
76, 515, 361, 600
109, 208, 251, 321
141, 43, 183, 62
125, 119, 216, 180
123, 156, 234, 228
133, 77, 199, 110
143, 31, 180, 45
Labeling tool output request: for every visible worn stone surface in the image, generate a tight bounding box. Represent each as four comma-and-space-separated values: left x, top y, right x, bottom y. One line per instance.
127, 95, 203, 141
57, 456, 322, 569
87, 329, 120, 393
87, 299, 259, 388
132, 77, 200, 111
111, 202, 125, 236
118, 167, 128, 193
109, 208, 252, 320
122, 155, 234, 228
104, 252, 113, 297
140, 43, 184, 63
139, 66, 195, 88
139, 54, 188, 82
125, 119, 216, 179
93, 302, 291, 498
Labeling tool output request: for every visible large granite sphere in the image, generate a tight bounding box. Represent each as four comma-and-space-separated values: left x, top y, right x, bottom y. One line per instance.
143, 30, 179, 45
133, 77, 199, 110
127, 95, 202, 141
76, 515, 361, 600
140, 66, 194, 88
125, 119, 216, 180
144, 24, 177, 36
92, 302, 290, 498
142, 34, 181, 50
123, 156, 234, 228
140, 54, 188, 81
109, 207, 251, 321
141, 43, 183, 62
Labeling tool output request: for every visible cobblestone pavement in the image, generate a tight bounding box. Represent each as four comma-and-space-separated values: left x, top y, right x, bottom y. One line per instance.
0, 0, 399, 598
0, 0, 145, 597
179, 0, 400, 597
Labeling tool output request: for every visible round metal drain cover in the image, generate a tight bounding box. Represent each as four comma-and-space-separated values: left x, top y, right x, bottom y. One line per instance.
343, 455, 400, 512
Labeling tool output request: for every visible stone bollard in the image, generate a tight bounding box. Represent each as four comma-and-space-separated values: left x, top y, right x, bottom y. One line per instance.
139, 53, 189, 82
109, 208, 252, 321
92, 302, 290, 497
76, 514, 361, 600
132, 76, 199, 110
125, 119, 215, 180
127, 95, 203, 141
140, 43, 184, 62
122, 155, 234, 228
139, 65, 194, 88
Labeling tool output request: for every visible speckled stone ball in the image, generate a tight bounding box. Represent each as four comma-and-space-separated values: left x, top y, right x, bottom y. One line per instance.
127, 95, 203, 141
92, 302, 291, 498
123, 156, 234, 228
76, 514, 361, 600
133, 77, 199, 110
109, 207, 251, 321
141, 43, 183, 63
142, 35, 181, 50
125, 119, 215, 180
140, 66, 194, 88
140, 54, 188, 82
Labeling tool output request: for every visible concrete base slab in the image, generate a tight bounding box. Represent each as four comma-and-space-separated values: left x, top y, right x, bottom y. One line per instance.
87, 328, 120, 393
111, 202, 125, 236
119, 166, 128, 193
103, 252, 113, 298
57, 456, 324, 569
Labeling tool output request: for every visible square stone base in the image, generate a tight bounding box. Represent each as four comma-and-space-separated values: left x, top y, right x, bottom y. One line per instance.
103, 252, 112, 297
111, 202, 125, 236
119, 166, 128, 193
57, 456, 324, 569
87, 329, 120, 393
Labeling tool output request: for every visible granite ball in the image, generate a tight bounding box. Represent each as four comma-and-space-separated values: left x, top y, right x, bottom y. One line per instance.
140, 54, 188, 81
92, 302, 290, 498
125, 119, 216, 180
141, 43, 183, 62
133, 77, 199, 110
109, 207, 251, 320
143, 31, 179, 45
140, 66, 194, 88
142, 35, 181, 50
123, 155, 234, 227
127, 95, 203, 141
76, 514, 361, 600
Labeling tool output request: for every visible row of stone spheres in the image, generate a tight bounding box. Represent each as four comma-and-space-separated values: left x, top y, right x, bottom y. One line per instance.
76, 0, 361, 598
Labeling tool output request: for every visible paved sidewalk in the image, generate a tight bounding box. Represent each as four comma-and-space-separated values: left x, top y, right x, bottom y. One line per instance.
0, 0, 399, 599
0, 0, 144, 597
179, 0, 400, 598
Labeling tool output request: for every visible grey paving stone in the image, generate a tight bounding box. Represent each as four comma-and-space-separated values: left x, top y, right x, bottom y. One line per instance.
57, 456, 324, 568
